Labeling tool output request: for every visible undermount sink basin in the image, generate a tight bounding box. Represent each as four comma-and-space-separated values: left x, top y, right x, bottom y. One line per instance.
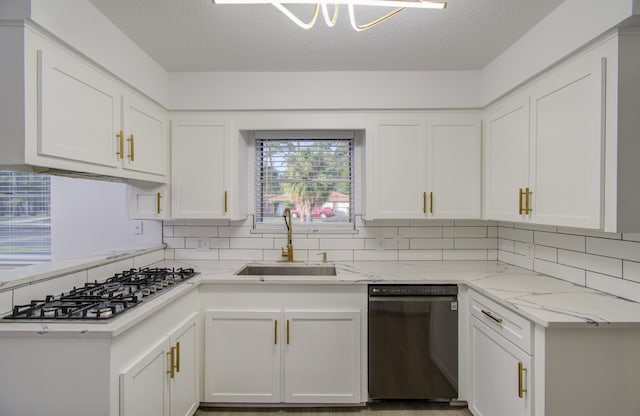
235, 264, 337, 276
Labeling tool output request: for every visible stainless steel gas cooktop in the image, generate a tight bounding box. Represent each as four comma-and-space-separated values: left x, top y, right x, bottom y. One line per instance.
4, 267, 197, 321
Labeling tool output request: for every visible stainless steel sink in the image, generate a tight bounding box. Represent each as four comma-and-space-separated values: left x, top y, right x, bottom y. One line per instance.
235, 264, 337, 276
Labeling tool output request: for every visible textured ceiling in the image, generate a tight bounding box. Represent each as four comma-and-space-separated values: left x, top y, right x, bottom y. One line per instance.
88, 0, 563, 72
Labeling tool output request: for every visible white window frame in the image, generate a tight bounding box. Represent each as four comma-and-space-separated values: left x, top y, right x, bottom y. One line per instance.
253, 130, 356, 233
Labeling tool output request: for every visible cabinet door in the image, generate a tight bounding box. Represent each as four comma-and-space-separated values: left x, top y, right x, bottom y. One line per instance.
120, 337, 170, 416
122, 93, 167, 177
469, 317, 532, 416
204, 310, 281, 403
171, 121, 228, 218
128, 184, 169, 219
427, 118, 481, 218
366, 120, 428, 219
529, 54, 604, 229
483, 94, 530, 222
169, 313, 199, 416
283, 310, 361, 403
38, 47, 121, 169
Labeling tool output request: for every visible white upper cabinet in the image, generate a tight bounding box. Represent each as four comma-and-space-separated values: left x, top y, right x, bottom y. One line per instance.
427, 118, 481, 218
483, 46, 605, 229
365, 115, 481, 220
528, 52, 603, 228
366, 119, 428, 219
483, 93, 530, 222
38, 45, 122, 170
1, 25, 168, 183
171, 118, 248, 220
121, 93, 168, 177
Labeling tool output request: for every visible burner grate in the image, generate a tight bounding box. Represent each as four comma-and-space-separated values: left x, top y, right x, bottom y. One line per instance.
5, 267, 197, 321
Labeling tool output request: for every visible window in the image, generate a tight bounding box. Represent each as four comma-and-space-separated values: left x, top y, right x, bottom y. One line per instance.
0, 171, 51, 263
254, 131, 354, 229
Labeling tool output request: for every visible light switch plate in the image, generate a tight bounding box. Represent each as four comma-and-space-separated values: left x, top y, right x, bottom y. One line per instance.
130, 221, 143, 235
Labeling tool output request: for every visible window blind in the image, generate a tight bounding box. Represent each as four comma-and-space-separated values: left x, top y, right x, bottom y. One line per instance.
0, 171, 51, 262
255, 136, 354, 226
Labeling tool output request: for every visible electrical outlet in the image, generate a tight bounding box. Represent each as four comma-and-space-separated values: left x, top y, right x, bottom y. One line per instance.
195, 238, 210, 251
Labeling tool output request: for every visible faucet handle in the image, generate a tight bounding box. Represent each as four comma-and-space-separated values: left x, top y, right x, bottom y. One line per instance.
281, 247, 288, 258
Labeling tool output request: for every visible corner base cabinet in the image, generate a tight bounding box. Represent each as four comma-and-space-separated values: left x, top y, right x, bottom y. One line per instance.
467, 289, 640, 416
201, 284, 366, 405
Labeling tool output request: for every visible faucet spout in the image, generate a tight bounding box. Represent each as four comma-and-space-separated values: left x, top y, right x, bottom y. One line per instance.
281, 208, 295, 262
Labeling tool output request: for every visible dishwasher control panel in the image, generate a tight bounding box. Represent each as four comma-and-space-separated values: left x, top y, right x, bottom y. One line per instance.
369, 284, 458, 297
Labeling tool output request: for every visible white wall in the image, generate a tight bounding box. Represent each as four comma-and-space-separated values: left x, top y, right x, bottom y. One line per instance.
481, 0, 637, 105
51, 176, 162, 260
169, 71, 482, 110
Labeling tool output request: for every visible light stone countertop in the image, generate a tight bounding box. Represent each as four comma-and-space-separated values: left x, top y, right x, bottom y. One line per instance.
2, 258, 640, 337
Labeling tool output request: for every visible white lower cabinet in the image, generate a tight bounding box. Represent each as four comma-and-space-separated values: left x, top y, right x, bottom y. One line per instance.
120, 313, 199, 416
204, 308, 361, 404
469, 316, 532, 416
201, 284, 365, 405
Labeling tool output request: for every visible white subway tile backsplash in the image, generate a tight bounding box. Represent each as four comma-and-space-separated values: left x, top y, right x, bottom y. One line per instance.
623, 261, 640, 283
399, 227, 443, 238
218, 227, 252, 238
164, 248, 175, 260
319, 239, 365, 250
515, 223, 557, 232
165, 237, 186, 249
174, 226, 218, 238
455, 220, 497, 227
454, 238, 497, 249
587, 271, 640, 303
399, 250, 443, 261
314, 250, 354, 262
354, 250, 398, 261
557, 250, 622, 278
357, 227, 398, 238
534, 245, 557, 262
230, 238, 274, 250
134, 250, 165, 268
88, 258, 134, 282
498, 227, 533, 243
514, 241, 533, 258
163, 226, 174, 237
13, 271, 88, 305
498, 250, 533, 270
443, 227, 487, 238
534, 231, 585, 252
276, 238, 320, 250
408, 219, 454, 227
557, 226, 621, 240
410, 238, 454, 250
488, 227, 498, 238
444, 250, 488, 260
0, 290, 12, 315
587, 237, 640, 262
487, 250, 498, 260
534, 259, 585, 286
174, 249, 219, 260
498, 239, 515, 252
219, 249, 264, 261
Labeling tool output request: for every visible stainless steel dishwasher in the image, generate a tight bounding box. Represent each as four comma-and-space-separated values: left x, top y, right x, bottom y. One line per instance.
368, 284, 458, 400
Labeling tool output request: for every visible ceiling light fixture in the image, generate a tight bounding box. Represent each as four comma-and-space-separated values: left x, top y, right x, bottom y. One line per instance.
211, 0, 447, 31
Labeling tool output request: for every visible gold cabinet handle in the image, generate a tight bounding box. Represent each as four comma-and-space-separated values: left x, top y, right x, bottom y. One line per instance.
175, 341, 180, 373
525, 187, 532, 215
156, 192, 162, 214
422, 192, 427, 214
429, 191, 433, 214
286, 320, 290, 345
166, 346, 176, 379
224, 191, 228, 213
518, 362, 528, 398
115, 130, 124, 159
518, 188, 524, 215
274, 320, 278, 345
127, 134, 135, 161
481, 309, 503, 324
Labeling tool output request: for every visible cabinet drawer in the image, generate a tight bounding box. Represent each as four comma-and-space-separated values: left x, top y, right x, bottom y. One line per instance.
469, 290, 532, 354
